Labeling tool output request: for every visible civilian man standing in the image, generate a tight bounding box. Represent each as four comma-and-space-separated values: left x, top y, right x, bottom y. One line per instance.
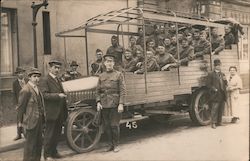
96, 54, 126, 152
17, 68, 44, 161
206, 59, 227, 129
40, 60, 68, 160
13, 67, 28, 140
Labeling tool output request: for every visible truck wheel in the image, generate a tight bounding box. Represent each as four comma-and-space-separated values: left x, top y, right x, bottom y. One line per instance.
65, 108, 102, 153
189, 88, 211, 125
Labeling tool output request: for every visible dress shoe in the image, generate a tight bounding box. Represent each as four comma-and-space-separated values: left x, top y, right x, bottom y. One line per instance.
231, 117, 239, 123
211, 123, 216, 129
113, 146, 120, 152
13, 135, 22, 141
105, 146, 114, 152
52, 153, 63, 159
217, 123, 225, 126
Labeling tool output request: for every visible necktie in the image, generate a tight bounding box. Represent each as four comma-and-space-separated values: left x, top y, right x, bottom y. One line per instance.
33, 85, 39, 95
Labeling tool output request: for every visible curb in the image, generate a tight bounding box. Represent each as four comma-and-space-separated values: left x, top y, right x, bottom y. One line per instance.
0, 140, 24, 153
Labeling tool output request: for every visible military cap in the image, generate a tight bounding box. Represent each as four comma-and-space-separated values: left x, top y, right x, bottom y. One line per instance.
129, 36, 136, 40
103, 54, 116, 60
214, 59, 221, 66
70, 60, 79, 67
48, 59, 62, 66
28, 67, 41, 77
96, 49, 102, 53
181, 37, 188, 42
15, 66, 26, 74
111, 35, 118, 40
124, 48, 132, 53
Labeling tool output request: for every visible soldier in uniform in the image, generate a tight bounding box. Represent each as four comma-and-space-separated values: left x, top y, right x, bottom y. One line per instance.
91, 49, 104, 75
40, 60, 68, 160
96, 54, 126, 152
106, 35, 124, 70
128, 36, 143, 58
134, 50, 159, 74
156, 45, 178, 71
179, 37, 195, 66
224, 25, 235, 49
211, 27, 225, 55
13, 67, 28, 140
206, 59, 227, 129
61, 61, 82, 81
122, 49, 137, 72
193, 31, 211, 59
17, 68, 44, 161
136, 27, 145, 48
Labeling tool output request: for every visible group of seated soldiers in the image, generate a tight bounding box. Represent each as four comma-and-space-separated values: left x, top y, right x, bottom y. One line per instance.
91, 23, 236, 75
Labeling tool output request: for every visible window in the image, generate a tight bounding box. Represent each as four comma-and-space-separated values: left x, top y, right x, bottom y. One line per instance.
239, 27, 249, 61
1, 8, 17, 75
42, 11, 51, 55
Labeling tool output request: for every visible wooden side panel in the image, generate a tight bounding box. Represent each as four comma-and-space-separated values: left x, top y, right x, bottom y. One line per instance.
124, 59, 207, 105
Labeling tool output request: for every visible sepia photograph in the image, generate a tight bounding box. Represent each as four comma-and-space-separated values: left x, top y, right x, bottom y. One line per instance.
0, 0, 249, 160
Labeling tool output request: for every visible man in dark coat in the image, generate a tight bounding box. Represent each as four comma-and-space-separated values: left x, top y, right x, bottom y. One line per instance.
40, 60, 68, 160
17, 68, 45, 161
96, 54, 126, 152
61, 60, 82, 81
206, 59, 227, 129
13, 66, 28, 140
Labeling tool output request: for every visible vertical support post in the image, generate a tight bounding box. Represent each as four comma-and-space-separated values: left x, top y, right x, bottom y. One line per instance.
141, 9, 148, 94
63, 37, 67, 66
85, 28, 89, 76
32, 21, 38, 68
175, 21, 181, 85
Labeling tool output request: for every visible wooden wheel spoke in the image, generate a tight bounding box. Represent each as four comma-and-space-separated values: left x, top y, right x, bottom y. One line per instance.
72, 128, 84, 132
88, 128, 97, 132
86, 134, 94, 143
73, 132, 83, 143
81, 134, 85, 147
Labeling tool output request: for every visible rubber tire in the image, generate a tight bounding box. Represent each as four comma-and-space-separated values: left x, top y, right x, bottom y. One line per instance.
189, 88, 211, 126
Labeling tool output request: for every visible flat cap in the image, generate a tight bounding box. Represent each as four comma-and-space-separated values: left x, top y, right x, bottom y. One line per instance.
48, 59, 62, 66
28, 67, 41, 76
15, 66, 26, 74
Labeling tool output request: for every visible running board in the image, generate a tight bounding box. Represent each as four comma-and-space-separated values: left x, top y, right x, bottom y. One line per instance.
145, 110, 188, 115
120, 115, 149, 124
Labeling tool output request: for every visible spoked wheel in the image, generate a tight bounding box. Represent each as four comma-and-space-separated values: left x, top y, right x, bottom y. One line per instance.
149, 114, 172, 124
66, 108, 102, 153
189, 88, 211, 125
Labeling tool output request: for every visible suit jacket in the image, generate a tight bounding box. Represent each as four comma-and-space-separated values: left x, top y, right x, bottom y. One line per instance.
12, 78, 28, 105
206, 71, 227, 102
40, 74, 68, 121
17, 83, 45, 130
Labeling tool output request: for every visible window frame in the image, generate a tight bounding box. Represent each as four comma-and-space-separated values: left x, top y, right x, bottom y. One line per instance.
1, 7, 19, 76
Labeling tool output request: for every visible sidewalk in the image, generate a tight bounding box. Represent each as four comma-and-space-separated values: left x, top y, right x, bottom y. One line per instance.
0, 125, 24, 153
0, 93, 249, 153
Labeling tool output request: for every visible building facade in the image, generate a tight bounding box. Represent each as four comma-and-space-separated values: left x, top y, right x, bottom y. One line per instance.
1, 0, 249, 93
